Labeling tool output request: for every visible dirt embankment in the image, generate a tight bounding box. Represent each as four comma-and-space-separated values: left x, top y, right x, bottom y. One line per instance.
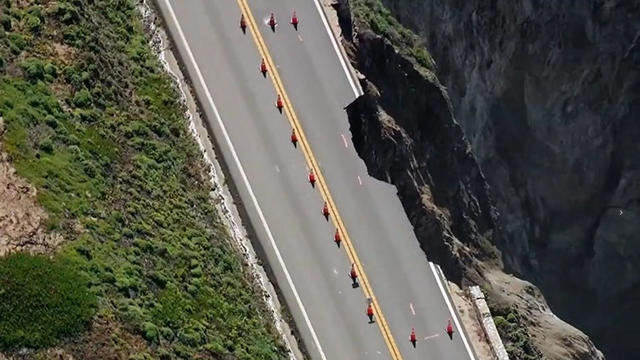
0, 118, 63, 257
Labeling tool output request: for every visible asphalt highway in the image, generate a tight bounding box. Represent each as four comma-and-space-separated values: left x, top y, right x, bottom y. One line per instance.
156, 0, 478, 359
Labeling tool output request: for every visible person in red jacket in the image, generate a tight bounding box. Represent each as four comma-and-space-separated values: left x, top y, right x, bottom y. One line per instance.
269, 12, 277, 31
291, 10, 299, 30
446, 319, 454, 340
410, 328, 416, 347
308, 169, 316, 187
367, 303, 374, 323
240, 14, 247, 33
322, 202, 330, 220
260, 58, 267, 77
349, 263, 358, 287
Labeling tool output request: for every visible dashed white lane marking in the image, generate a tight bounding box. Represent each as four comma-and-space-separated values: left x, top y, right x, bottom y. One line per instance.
298, 34, 303, 42
424, 334, 440, 341
409, 303, 415, 316
162, 2, 328, 359
357, 175, 362, 185
341, 133, 348, 148
275, 165, 280, 173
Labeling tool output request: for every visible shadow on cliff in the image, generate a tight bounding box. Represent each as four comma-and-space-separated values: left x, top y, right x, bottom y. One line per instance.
344, 30, 499, 286
334, 0, 609, 359
370, 0, 640, 358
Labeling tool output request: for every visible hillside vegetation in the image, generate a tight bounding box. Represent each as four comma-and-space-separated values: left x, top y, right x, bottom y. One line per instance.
0, 0, 287, 358
349, 0, 435, 74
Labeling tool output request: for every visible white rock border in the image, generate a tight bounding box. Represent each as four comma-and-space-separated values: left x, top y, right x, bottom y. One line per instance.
468, 286, 509, 360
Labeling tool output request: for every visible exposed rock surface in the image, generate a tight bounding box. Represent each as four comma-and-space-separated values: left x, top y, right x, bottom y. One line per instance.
0, 118, 63, 256
335, 0, 606, 358
345, 32, 497, 286
372, 1, 640, 358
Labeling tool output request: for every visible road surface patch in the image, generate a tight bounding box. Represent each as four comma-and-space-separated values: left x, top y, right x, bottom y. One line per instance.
235, 0, 402, 358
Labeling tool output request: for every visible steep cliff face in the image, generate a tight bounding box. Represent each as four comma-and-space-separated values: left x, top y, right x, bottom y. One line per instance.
371, 1, 640, 358
346, 30, 499, 285
336, 1, 605, 358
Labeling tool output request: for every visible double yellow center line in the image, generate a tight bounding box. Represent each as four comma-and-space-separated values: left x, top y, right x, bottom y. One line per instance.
234, 1, 402, 359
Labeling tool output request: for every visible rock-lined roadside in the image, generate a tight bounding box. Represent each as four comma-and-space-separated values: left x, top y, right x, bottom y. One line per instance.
141, 1, 303, 358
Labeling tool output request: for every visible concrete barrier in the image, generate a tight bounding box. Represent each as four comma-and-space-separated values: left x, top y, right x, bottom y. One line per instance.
468, 286, 509, 360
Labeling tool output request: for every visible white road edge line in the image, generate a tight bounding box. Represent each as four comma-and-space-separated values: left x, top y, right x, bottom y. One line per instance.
162, 2, 327, 359
429, 262, 476, 360
311, 0, 362, 97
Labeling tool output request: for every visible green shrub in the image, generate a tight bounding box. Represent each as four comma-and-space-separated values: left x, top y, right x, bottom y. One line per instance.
73, 88, 92, 107
1, 14, 11, 31
24, 14, 42, 34
43, 62, 58, 78
8, 32, 26, 54
39, 137, 54, 153
26, 5, 44, 21
489, 305, 543, 360
143, 322, 159, 343
45, 114, 58, 128
0, 253, 97, 349
62, 24, 87, 47
51, 2, 80, 25
20, 58, 45, 82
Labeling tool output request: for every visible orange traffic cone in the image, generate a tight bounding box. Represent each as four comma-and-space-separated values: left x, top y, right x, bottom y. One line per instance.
446, 319, 454, 340
291, 10, 298, 30
334, 228, 341, 247
240, 14, 247, 33
308, 169, 316, 188
276, 94, 283, 113
322, 202, 330, 220
349, 263, 358, 287
367, 303, 374, 323
260, 58, 267, 77
269, 12, 276, 31
410, 328, 417, 347
290, 129, 298, 147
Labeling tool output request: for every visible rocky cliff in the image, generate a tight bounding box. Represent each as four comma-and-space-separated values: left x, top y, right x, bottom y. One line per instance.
370, 1, 639, 358
335, 0, 610, 358
346, 31, 498, 286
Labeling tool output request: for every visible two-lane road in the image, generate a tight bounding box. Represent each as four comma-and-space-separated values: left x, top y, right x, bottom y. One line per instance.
156, 0, 477, 359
